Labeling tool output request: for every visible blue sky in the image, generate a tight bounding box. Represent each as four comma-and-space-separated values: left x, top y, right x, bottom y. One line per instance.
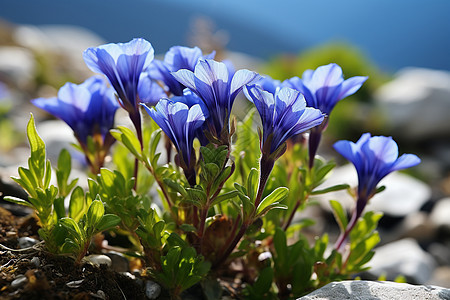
2, 0, 449, 71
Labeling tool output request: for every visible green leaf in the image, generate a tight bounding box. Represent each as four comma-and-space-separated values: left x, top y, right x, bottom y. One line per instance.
69, 187, 86, 222
375, 185, 386, 194
17, 167, 38, 196
27, 114, 46, 184
247, 168, 258, 202
257, 203, 288, 217
186, 187, 207, 206
96, 214, 121, 232
204, 163, 220, 180
180, 224, 197, 232
273, 227, 287, 263
313, 161, 336, 186
86, 199, 104, 229
43, 160, 52, 189
237, 193, 254, 219
54, 197, 66, 219
149, 129, 162, 160
311, 184, 350, 195
163, 178, 187, 198
256, 187, 289, 216
59, 217, 84, 242
110, 126, 142, 159
210, 190, 239, 206
3, 196, 34, 209
329, 200, 348, 232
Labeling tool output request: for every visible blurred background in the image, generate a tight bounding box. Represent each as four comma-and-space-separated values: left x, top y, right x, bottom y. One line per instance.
1, 0, 450, 288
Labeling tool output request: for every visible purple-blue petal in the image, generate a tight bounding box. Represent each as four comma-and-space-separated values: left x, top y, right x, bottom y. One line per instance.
338, 76, 368, 100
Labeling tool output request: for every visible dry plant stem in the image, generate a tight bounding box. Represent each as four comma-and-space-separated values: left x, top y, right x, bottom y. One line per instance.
282, 198, 301, 231
213, 219, 249, 268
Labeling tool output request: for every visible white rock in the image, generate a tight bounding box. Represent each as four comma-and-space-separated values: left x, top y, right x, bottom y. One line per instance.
312, 164, 431, 217
298, 280, 450, 300
0, 46, 35, 86
367, 238, 436, 284
84, 254, 112, 268
430, 198, 450, 228
18, 237, 38, 249
13, 24, 105, 76
375, 68, 450, 141
11, 275, 28, 289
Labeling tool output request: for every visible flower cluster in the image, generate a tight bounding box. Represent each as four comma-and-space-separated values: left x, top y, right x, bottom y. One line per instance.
23, 37, 423, 298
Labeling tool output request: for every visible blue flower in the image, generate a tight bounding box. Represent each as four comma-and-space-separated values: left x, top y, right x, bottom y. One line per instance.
244, 84, 325, 156
83, 38, 154, 114
334, 133, 421, 204
31, 76, 119, 146
284, 63, 367, 116
255, 75, 282, 95
172, 59, 261, 140
141, 99, 205, 170
171, 89, 210, 146
138, 72, 167, 106
333, 133, 420, 251
149, 46, 215, 96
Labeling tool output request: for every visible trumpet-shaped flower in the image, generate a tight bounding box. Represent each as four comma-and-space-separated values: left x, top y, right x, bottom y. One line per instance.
244, 84, 325, 156
334, 133, 421, 214
31, 76, 119, 146
284, 63, 368, 116
172, 59, 261, 140
284, 63, 368, 168
149, 46, 215, 96
83, 38, 154, 114
333, 133, 420, 251
141, 99, 205, 172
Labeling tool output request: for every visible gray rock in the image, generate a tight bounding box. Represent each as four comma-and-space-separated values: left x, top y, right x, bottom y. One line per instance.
106, 251, 129, 273
366, 238, 436, 284
313, 164, 431, 217
145, 280, 162, 300
298, 280, 450, 300
83, 254, 112, 268
18, 237, 38, 249
428, 243, 450, 266
428, 266, 450, 289
11, 275, 28, 289
30, 256, 40, 267
431, 198, 450, 228
375, 68, 450, 141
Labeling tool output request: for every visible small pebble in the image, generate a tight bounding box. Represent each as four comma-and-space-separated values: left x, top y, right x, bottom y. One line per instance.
30, 256, 40, 267
11, 275, 28, 289
66, 279, 84, 288
83, 254, 112, 268
18, 237, 38, 249
145, 280, 161, 299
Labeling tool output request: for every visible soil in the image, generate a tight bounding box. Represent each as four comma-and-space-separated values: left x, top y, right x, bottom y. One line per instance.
0, 206, 148, 300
